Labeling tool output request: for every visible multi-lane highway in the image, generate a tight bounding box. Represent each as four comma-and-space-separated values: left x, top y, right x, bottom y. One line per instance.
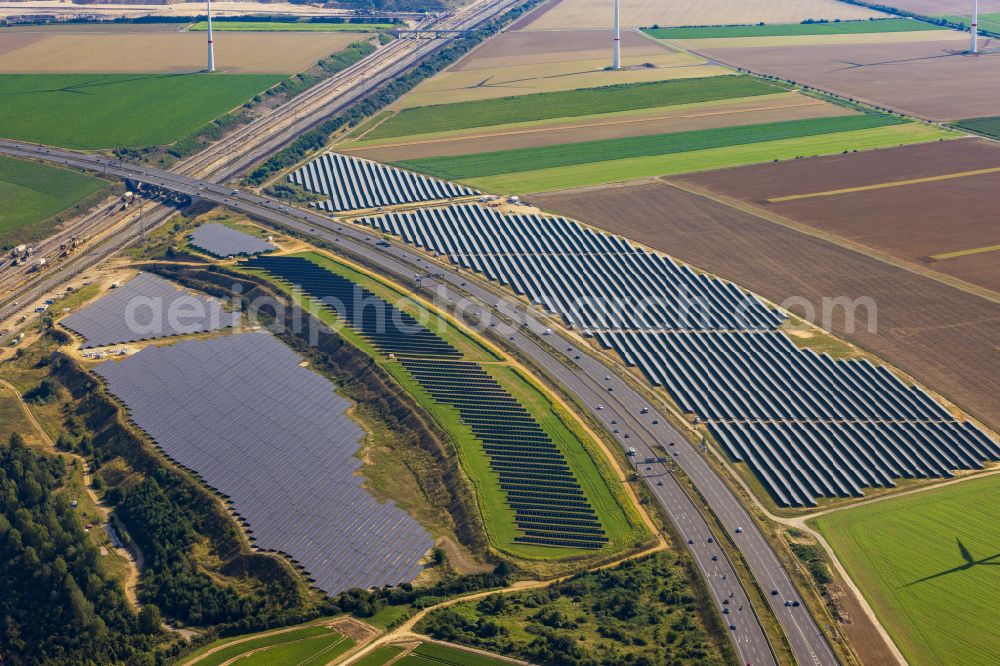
0, 139, 841, 665
0, 0, 523, 323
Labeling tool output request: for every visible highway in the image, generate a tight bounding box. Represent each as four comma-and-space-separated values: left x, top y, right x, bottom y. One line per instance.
0, 139, 841, 665
0, 0, 523, 323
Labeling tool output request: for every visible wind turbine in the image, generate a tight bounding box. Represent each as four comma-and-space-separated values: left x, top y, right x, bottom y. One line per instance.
971, 0, 979, 53
207, 0, 216, 72
612, 0, 621, 70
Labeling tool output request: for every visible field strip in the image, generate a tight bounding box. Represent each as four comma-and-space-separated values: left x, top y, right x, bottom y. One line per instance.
348, 98, 834, 150
467, 123, 947, 193
767, 165, 1000, 202
931, 243, 1000, 261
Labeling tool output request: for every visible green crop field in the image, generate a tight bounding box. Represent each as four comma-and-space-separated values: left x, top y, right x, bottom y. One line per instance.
399, 642, 511, 665
238, 251, 646, 560
353, 645, 404, 666
189, 21, 392, 32
954, 115, 1000, 139
461, 123, 950, 193
0, 155, 108, 247
395, 113, 905, 180
187, 625, 349, 666
813, 474, 1000, 665
644, 18, 943, 39
0, 73, 283, 149
369, 76, 785, 139
937, 13, 1000, 35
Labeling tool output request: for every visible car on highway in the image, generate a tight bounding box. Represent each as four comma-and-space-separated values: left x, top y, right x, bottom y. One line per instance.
711, 555, 718, 561
735, 527, 743, 534
707, 537, 714, 543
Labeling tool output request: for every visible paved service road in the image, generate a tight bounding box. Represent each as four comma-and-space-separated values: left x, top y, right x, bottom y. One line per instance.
0, 140, 839, 666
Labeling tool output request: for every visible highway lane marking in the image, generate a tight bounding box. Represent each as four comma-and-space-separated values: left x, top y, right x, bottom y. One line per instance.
765, 165, 1000, 202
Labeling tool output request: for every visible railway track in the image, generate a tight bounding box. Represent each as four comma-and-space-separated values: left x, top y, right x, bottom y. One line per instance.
0, 0, 523, 324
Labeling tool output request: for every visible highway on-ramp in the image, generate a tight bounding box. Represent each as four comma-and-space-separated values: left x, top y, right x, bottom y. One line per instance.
0, 139, 841, 665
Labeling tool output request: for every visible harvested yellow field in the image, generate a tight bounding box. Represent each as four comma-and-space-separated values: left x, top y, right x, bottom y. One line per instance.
522, 0, 888, 31
672, 28, 968, 49
344, 93, 857, 161
398, 30, 727, 107
0, 30, 365, 74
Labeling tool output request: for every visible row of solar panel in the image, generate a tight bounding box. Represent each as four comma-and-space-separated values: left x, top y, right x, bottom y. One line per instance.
245, 256, 607, 549
596, 330, 951, 423
359, 205, 783, 331
401, 358, 608, 548
358, 203, 999, 508
95, 332, 433, 593
188, 223, 277, 258
61, 272, 239, 348
246, 255, 461, 358
290, 152, 478, 212
709, 420, 1000, 507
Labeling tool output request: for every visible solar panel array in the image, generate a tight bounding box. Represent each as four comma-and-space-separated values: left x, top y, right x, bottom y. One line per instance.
188, 223, 277, 258
360, 205, 782, 331
244, 254, 607, 548
94, 332, 432, 594
61, 272, 240, 349
289, 152, 478, 212
358, 204, 999, 507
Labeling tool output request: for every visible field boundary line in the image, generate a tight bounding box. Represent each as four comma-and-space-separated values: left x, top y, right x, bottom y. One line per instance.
664, 179, 1000, 306
767, 165, 1000, 202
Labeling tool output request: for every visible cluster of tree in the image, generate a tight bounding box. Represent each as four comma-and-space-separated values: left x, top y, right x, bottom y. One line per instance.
0, 433, 176, 665
245, 0, 547, 186
332, 561, 512, 619
417, 553, 726, 666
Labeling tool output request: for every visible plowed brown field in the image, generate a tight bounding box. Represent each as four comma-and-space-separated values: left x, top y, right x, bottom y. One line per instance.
533, 180, 1000, 433
694, 35, 1000, 121
344, 94, 854, 161
676, 139, 1000, 293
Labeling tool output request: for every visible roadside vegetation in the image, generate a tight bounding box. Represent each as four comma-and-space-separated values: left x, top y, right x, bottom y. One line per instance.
813, 474, 1000, 665
367, 76, 786, 139
416, 552, 729, 665
0, 154, 111, 249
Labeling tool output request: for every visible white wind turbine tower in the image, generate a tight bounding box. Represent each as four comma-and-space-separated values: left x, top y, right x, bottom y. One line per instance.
612, 0, 621, 69
207, 0, 216, 72
971, 0, 979, 53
